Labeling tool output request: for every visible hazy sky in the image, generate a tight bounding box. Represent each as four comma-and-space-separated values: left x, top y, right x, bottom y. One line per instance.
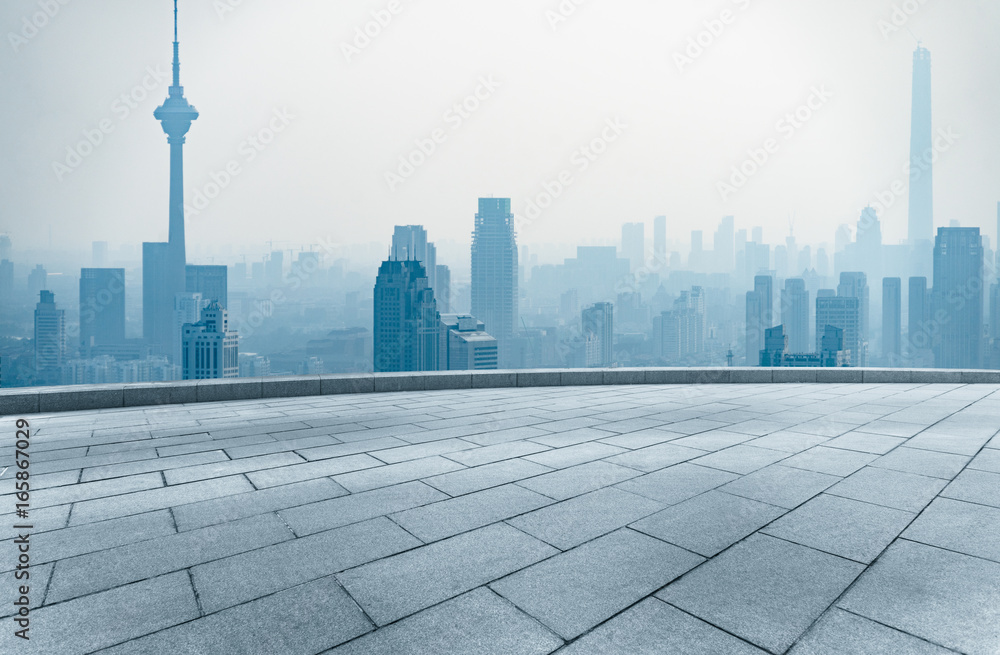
1, 0, 998, 261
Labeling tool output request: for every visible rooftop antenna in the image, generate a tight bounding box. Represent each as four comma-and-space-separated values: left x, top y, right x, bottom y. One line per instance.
906, 28, 921, 48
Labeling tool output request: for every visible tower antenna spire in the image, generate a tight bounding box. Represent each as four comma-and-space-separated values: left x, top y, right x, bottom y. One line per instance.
171, 0, 181, 89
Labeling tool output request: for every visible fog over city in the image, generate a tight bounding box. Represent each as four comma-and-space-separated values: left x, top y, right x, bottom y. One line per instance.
2, 0, 998, 259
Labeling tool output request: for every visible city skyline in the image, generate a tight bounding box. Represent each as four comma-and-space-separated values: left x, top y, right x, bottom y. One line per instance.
1, 0, 998, 254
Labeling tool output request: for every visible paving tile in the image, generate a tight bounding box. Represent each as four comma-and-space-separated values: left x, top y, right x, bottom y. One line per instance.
247, 453, 384, 489
597, 429, 683, 450
780, 446, 879, 477
332, 456, 466, 493
79, 451, 229, 482
164, 451, 304, 485
68, 475, 255, 525
423, 458, 551, 496
692, 445, 790, 475
326, 588, 562, 655
762, 494, 914, 563
745, 431, 830, 453
823, 432, 907, 454
789, 607, 956, 655
492, 528, 703, 640
786, 420, 858, 438
99, 576, 372, 655
194, 517, 420, 613
297, 437, 411, 461
173, 477, 348, 531
659, 534, 864, 654
523, 442, 626, 469
0, 562, 53, 619
558, 597, 767, 655
30, 472, 163, 510
46, 513, 292, 604
157, 434, 274, 457
631, 490, 785, 557
941, 469, 1000, 508
338, 523, 556, 626
391, 484, 553, 542
968, 448, 1000, 473
461, 426, 554, 447
528, 427, 616, 448
518, 461, 643, 501
508, 488, 664, 550
669, 430, 756, 450
0, 511, 175, 572
371, 439, 478, 465
828, 466, 947, 513
839, 540, 1000, 655
903, 497, 1000, 563
870, 447, 971, 480
906, 431, 993, 456
603, 442, 705, 473
0, 572, 198, 655
616, 463, 739, 506
224, 435, 339, 459
281, 481, 448, 536
719, 465, 839, 509
443, 440, 551, 467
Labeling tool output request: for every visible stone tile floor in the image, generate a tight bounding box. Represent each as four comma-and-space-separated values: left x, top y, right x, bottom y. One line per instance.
2, 382, 999, 654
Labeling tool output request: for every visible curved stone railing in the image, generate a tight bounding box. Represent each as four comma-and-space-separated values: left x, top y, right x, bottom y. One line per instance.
2, 367, 999, 415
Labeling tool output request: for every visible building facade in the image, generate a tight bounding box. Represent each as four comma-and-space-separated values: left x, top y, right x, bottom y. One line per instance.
471, 198, 518, 367
181, 302, 239, 380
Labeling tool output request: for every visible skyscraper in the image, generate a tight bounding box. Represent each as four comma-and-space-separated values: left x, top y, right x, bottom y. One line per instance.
582, 302, 614, 368
932, 227, 983, 369
838, 272, 870, 365
80, 268, 126, 356
816, 295, 861, 366
782, 278, 810, 353
144, 0, 198, 361
373, 259, 440, 372
34, 290, 66, 384
393, 226, 438, 292
186, 265, 228, 308
883, 277, 902, 363
181, 301, 239, 380
908, 276, 931, 361
471, 198, 518, 366
621, 223, 645, 272
908, 46, 933, 246
654, 216, 667, 264
715, 216, 735, 272
438, 314, 498, 370
435, 265, 451, 313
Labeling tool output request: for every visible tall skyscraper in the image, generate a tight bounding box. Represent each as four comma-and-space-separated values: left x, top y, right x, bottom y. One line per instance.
266, 251, 284, 286
393, 226, 438, 292
745, 290, 764, 365
782, 278, 810, 353
883, 277, 902, 363
838, 272, 870, 365
435, 265, 451, 313
373, 259, 440, 372
34, 290, 66, 384
92, 241, 109, 268
181, 301, 239, 380
908, 276, 930, 358
816, 295, 861, 366
471, 198, 518, 366
79, 268, 126, 356
27, 265, 47, 298
621, 223, 645, 272
582, 302, 614, 367
144, 1, 198, 361
908, 46, 933, 246
654, 216, 667, 264
932, 227, 984, 369
186, 264, 228, 308
715, 216, 735, 271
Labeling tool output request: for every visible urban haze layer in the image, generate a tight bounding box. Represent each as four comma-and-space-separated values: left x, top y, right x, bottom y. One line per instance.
1, 1, 997, 388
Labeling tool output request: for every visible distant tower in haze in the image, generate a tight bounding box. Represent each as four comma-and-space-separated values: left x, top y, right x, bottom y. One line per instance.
144, 0, 199, 360
34, 290, 66, 384
782, 278, 810, 353
654, 216, 667, 264
621, 223, 645, 272
883, 278, 902, 364
908, 45, 933, 246
373, 259, 440, 372
932, 228, 983, 369
471, 198, 518, 367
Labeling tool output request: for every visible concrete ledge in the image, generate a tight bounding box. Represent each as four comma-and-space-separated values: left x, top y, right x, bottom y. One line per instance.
262, 376, 321, 399
5, 367, 1000, 415
197, 379, 263, 403
124, 382, 199, 408
39, 386, 124, 413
